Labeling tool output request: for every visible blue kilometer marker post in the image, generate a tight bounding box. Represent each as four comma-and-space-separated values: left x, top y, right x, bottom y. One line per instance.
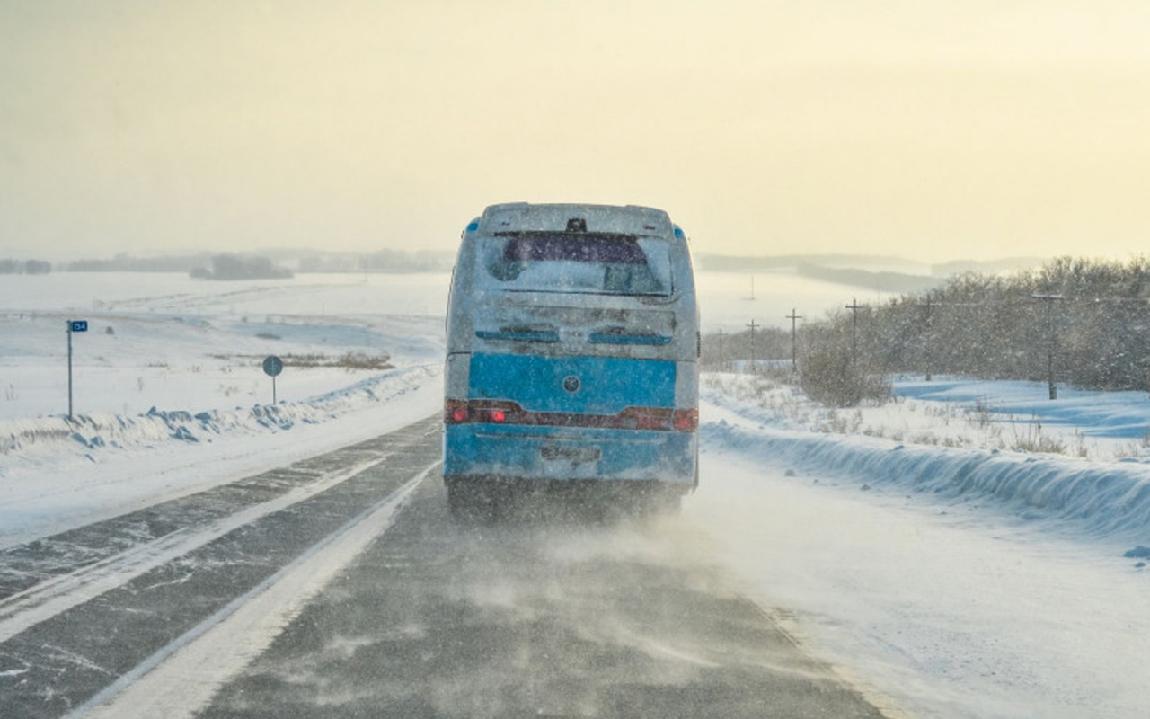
66, 320, 88, 419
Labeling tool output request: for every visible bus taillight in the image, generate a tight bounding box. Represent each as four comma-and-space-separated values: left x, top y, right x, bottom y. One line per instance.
672, 408, 698, 432
445, 400, 469, 424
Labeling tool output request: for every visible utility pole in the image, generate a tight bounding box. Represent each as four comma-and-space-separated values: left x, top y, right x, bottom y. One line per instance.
1032, 293, 1064, 400
845, 298, 865, 362
746, 319, 759, 374
786, 308, 804, 372
923, 296, 934, 381
717, 328, 725, 372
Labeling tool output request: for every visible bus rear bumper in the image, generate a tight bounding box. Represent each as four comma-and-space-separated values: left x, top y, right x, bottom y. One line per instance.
444, 423, 697, 487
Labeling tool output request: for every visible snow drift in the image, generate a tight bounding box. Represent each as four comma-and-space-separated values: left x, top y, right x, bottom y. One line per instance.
0, 364, 440, 476
705, 419, 1150, 541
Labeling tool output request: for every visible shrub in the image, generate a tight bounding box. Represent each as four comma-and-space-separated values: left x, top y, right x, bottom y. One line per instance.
800, 343, 890, 407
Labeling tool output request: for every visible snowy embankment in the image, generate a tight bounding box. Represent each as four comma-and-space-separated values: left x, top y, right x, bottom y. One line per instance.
705, 417, 1150, 541
0, 365, 442, 545
0, 365, 438, 476
704, 373, 1150, 543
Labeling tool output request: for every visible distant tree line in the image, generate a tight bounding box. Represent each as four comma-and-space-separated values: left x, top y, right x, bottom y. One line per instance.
794, 262, 940, 294
695, 253, 919, 272
0, 259, 52, 274
813, 257, 1150, 392
54, 249, 453, 274
190, 254, 293, 280
65, 253, 210, 272
297, 249, 453, 273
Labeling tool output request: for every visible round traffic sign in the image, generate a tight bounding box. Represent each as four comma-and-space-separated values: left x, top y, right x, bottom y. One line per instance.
262, 355, 284, 378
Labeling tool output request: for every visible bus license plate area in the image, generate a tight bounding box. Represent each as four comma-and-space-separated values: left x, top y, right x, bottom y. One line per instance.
541, 445, 601, 464
540, 444, 600, 478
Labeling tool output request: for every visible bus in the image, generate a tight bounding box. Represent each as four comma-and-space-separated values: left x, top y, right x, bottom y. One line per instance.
443, 202, 699, 517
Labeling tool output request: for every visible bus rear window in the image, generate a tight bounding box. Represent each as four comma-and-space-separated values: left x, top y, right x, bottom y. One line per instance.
479, 233, 672, 296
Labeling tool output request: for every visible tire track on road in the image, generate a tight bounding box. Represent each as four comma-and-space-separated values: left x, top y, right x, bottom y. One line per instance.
0, 453, 393, 644
75, 463, 436, 719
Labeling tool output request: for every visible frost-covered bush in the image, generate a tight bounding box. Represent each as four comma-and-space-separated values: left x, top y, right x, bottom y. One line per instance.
800, 342, 890, 407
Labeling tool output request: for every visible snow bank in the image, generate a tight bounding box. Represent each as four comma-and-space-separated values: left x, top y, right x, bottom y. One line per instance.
704, 417, 1150, 540
894, 377, 1150, 440
0, 364, 440, 477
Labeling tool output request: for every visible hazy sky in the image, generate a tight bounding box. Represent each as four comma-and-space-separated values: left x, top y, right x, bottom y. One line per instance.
2, 0, 1149, 261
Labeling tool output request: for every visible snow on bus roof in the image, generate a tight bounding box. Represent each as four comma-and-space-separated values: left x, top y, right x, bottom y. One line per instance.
478, 203, 675, 237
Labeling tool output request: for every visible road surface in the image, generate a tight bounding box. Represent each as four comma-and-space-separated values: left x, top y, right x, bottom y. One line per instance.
0, 416, 888, 718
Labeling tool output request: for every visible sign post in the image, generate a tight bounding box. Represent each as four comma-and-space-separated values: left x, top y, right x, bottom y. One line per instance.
66, 320, 88, 419
262, 355, 284, 404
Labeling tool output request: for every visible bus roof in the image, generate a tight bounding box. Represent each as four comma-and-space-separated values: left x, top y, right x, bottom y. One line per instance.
477, 203, 675, 238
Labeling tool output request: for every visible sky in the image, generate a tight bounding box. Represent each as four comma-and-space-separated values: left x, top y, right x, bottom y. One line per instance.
2, 0, 1149, 262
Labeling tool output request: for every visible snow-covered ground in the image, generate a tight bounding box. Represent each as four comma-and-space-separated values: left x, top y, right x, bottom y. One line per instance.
0, 272, 447, 421
5, 271, 1149, 717
704, 372, 1150, 462
895, 376, 1150, 442
0, 272, 449, 545
693, 373, 1150, 718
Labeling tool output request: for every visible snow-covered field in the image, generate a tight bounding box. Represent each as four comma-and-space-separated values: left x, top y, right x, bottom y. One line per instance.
0, 272, 447, 420
0, 272, 449, 544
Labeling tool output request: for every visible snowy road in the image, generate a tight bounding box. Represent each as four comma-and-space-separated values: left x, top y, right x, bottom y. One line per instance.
0, 416, 886, 719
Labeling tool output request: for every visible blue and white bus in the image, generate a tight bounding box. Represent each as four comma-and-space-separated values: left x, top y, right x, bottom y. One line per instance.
443, 202, 699, 516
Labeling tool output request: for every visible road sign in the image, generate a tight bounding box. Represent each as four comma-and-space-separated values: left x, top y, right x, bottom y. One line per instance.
262, 355, 284, 377
262, 355, 284, 404
66, 320, 88, 419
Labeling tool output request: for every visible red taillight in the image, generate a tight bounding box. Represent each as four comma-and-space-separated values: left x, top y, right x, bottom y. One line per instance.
672, 408, 698, 432
489, 409, 506, 423
445, 400, 468, 424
